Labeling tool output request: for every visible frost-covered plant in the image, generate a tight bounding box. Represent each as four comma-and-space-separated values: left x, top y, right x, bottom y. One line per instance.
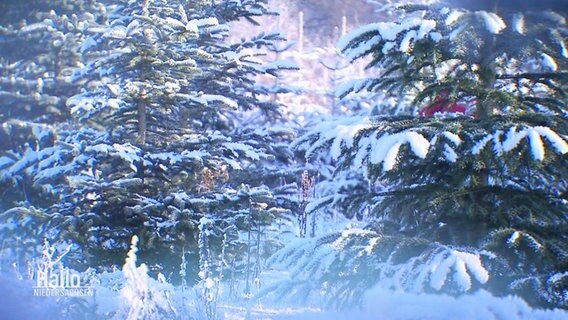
297, 169, 318, 238
196, 217, 221, 320
33, 238, 72, 280
114, 235, 175, 320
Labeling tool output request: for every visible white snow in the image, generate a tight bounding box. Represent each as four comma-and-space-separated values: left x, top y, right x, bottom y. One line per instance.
381, 18, 421, 41
492, 130, 504, 155
527, 129, 545, 161
335, 78, 370, 98
87, 143, 113, 155
81, 37, 97, 53
543, 11, 566, 25
337, 23, 381, 52
472, 134, 493, 155
455, 250, 490, 286
325, 117, 372, 160
107, 98, 120, 109
202, 94, 238, 109
443, 144, 458, 162
383, 143, 402, 171
435, 59, 461, 80
304, 195, 334, 214
429, 32, 443, 42
476, 11, 506, 34
188, 17, 219, 29
541, 53, 558, 71
501, 126, 568, 160
418, 20, 437, 39
502, 127, 527, 153
223, 142, 262, 161
534, 126, 568, 154
338, 17, 437, 58
559, 38, 568, 58
5, 147, 38, 177
453, 258, 471, 290
446, 10, 464, 26
67, 94, 106, 115
165, 17, 186, 29
224, 158, 242, 170
508, 231, 521, 246
512, 14, 525, 34
399, 30, 417, 53
20, 22, 49, 34
331, 227, 373, 250
0, 156, 13, 169
115, 235, 174, 319
406, 132, 430, 159
347, 34, 382, 60
429, 250, 489, 291
449, 25, 466, 41
108, 26, 127, 39
38, 148, 63, 170
353, 288, 566, 320
429, 252, 456, 290
111, 143, 142, 166
382, 41, 396, 54
549, 272, 568, 284
204, 277, 215, 289
369, 133, 395, 166
364, 237, 380, 256
443, 131, 462, 146
368, 131, 430, 171
264, 60, 299, 71
352, 134, 373, 167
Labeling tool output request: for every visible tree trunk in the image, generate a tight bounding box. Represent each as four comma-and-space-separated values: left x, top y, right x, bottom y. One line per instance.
475, 4, 499, 187
137, 100, 146, 146
476, 65, 496, 120
476, 0, 499, 120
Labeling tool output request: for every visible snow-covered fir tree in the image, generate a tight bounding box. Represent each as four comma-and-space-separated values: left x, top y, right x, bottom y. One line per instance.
0, 0, 107, 271
2, 1, 568, 319
0, 0, 298, 284
268, 1, 568, 309
0, 0, 104, 181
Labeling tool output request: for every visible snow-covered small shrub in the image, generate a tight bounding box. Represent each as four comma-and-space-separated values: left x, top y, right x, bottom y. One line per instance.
112, 235, 175, 320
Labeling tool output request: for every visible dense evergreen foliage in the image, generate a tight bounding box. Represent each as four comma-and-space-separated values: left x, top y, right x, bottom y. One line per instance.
0, 0, 567, 315
0, 0, 297, 283
274, 2, 568, 309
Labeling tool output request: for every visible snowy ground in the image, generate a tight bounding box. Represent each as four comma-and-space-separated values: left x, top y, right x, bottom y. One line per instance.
211, 286, 568, 320
1, 216, 567, 319
2, 258, 567, 319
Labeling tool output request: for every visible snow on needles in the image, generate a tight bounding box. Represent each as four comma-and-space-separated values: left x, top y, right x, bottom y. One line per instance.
299, 121, 568, 176
445, 10, 464, 26
296, 117, 430, 172
429, 250, 489, 291
512, 13, 525, 34
476, 11, 506, 34
502, 126, 568, 160
329, 117, 373, 160
369, 131, 430, 171
292, 116, 372, 160
541, 53, 559, 71
472, 126, 568, 161
337, 17, 438, 60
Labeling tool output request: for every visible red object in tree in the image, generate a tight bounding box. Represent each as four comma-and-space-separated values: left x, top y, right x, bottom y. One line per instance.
419, 91, 466, 117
